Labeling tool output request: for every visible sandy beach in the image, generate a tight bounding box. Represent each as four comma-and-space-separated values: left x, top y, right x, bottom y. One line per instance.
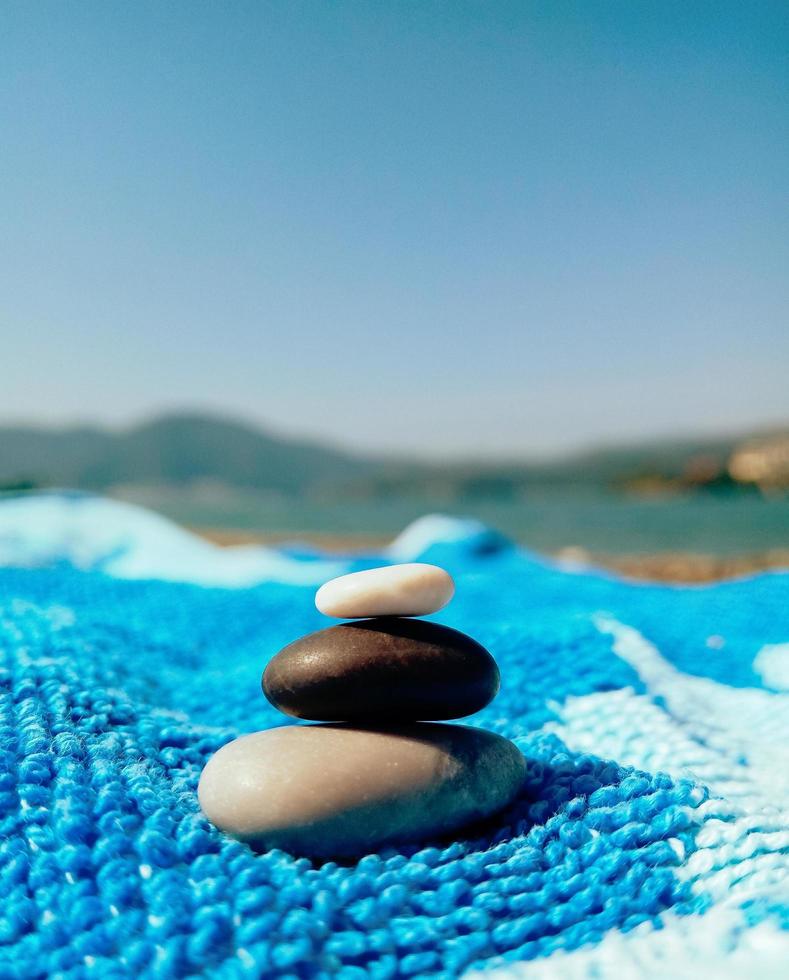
196, 527, 789, 583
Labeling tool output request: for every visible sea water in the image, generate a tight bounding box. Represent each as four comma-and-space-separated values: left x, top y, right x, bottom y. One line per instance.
118, 487, 789, 555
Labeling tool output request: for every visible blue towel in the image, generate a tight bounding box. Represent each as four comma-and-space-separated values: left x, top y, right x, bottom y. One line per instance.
1, 494, 787, 978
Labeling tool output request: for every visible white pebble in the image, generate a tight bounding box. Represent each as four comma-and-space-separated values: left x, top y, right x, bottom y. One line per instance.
315, 563, 454, 619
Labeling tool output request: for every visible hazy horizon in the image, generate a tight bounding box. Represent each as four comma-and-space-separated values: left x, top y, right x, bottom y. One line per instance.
0, 404, 786, 466
3, 2, 788, 456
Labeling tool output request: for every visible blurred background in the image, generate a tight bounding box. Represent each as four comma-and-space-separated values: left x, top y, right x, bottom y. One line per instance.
2, 2, 788, 579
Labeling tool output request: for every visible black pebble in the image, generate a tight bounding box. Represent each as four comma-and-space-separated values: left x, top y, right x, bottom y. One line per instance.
262, 618, 500, 721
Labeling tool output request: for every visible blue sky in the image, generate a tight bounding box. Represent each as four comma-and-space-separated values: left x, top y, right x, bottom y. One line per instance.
2, 1, 787, 458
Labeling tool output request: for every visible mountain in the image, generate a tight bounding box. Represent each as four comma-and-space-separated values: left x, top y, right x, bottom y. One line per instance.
0, 414, 371, 495
349, 433, 764, 500
0, 412, 783, 499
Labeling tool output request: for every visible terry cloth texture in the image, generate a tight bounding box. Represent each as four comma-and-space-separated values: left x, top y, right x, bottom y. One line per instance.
0, 494, 787, 979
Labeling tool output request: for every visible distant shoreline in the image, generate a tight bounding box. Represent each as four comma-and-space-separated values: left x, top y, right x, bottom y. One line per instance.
194, 527, 789, 584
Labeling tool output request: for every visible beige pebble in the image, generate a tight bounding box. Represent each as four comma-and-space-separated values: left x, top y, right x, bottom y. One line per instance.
198, 723, 525, 858
315, 563, 455, 618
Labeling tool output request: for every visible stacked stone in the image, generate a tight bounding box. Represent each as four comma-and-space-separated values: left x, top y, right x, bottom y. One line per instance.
198, 563, 525, 858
